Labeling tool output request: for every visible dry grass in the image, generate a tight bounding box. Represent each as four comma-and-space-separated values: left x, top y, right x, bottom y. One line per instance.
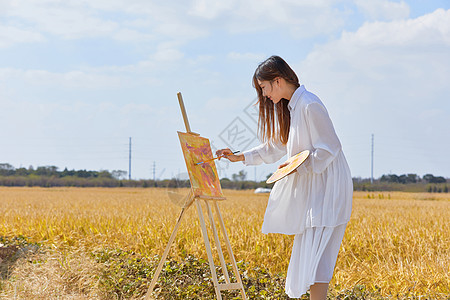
1, 249, 102, 299
337, 192, 449, 297
0, 187, 449, 298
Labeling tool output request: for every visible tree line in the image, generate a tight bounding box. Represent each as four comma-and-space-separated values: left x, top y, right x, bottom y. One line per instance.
0, 163, 125, 179
0, 163, 448, 192
379, 173, 446, 184
353, 173, 448, 193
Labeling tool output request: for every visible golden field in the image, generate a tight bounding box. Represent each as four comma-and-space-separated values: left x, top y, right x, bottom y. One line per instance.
0, 187, 449, 299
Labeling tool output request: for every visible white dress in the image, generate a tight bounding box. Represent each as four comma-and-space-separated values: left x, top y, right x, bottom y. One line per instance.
242, 85, 353, 298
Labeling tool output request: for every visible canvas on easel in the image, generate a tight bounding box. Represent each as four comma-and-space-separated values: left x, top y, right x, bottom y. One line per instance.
178, 132, 224, 199
145, 93, 247, 300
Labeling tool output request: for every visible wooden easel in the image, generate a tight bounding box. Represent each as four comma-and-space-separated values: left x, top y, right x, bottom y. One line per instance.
145, 93, 247, 300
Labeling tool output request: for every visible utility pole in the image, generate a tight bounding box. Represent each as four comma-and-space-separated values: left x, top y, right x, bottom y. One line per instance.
371, 134, 374, 184
129, 137, 132, 180
153, 161, 156, 182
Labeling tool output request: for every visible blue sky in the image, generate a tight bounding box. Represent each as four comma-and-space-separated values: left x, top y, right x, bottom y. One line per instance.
1, 0, 449, 180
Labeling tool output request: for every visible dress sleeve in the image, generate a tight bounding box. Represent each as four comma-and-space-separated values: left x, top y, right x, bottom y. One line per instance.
242, 140, 287, 166
297, 102, 342, 174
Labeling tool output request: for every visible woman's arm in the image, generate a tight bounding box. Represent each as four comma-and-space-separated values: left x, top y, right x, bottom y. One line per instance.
215, 149, 244, 162
242, 140, 287, 166
297, 102, 341, 174
217, 140, 287, 166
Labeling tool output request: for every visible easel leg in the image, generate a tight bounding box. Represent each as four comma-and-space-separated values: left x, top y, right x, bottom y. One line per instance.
204, 200, 231, 284
213, 201, 248, 299
145, 194, 193, 300
195, 199, 222, 300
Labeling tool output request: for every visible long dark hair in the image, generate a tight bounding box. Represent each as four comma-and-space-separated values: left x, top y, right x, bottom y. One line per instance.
253, 56, 300, 144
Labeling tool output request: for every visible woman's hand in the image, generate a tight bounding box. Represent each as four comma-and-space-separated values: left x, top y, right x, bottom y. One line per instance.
278, 161, 289, 169
216, 148, 244, 162
277, 160, 297, 173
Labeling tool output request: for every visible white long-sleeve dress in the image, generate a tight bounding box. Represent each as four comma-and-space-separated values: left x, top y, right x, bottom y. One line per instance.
242, 85, 353, 298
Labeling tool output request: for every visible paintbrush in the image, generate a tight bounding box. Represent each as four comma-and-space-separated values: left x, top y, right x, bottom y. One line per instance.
196, 151, 240, 165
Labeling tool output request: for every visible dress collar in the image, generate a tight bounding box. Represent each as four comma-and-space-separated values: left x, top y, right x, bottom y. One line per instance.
288, 85, 306, 111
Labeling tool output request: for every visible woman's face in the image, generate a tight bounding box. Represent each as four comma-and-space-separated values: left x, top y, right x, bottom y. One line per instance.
258, 78, 282, 104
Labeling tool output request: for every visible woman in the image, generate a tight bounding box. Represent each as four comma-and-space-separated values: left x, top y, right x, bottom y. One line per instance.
216, 56, 353, 299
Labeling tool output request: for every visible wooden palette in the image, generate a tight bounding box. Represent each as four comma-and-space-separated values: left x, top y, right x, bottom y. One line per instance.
266, 150, 310, 184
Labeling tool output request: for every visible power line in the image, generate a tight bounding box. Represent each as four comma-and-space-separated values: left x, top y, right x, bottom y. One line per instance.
129, 137, 132, 180
371, 134, 374, 184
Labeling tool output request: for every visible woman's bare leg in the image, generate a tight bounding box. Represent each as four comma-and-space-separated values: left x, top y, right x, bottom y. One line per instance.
310, 283, 329, 300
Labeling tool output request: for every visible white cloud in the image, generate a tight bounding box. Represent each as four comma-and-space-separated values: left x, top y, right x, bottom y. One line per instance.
6, 1, 118, 39
298, 8, 450, 176
0, 0, 10, 13
301, 8, 450, 88
112, 28, 154, 42
355, 0, 410, 21
188, 0, 235, 19
1, 0, 207, 57
153, 45, 185, 62
222, 0, 348, 37
96, 0, 350, 39
0, 68, 127, 89
1, 0, 351, 49
344, 8, 450, 47
82, 1, 209, 42
154, 20, 208, 42
227, 52, 265, 61
0, 25, 45, 48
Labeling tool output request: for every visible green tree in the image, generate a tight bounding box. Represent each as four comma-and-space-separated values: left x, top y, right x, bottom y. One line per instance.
232, 170, 247, 181
112, 170, 127, 180
0, 163, 15, 176
423, 174, 435, 183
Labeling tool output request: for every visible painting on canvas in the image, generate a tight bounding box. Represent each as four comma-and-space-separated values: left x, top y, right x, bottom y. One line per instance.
178, 132, 224, 199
